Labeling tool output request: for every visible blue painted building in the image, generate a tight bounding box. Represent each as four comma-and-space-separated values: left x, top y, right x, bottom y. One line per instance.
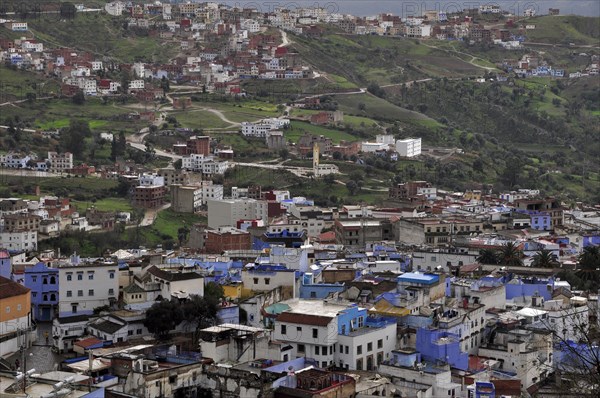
514, 209, 551, 230
0, 249, 11, 279
505, 276, 554, 301
217, 305, 239, 324
416, 328, 468, 370
299, 272, 345, 299
24, 262, 59, 321
582, 234, 600, 248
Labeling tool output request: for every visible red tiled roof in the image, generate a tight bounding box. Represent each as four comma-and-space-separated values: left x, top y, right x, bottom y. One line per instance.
276, 312, 333, 326
0, 276, 30, 299
0, 249, 9, 259
74, 337, 103, 349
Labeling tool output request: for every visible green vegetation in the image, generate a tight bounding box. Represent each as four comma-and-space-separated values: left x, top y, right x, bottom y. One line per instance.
291, 33, 483, 85
285, 121, 359, 143
71, 198, 134, 214
524, 16, 600, 45
27, 13, 179, 63
152, 209, 206, 239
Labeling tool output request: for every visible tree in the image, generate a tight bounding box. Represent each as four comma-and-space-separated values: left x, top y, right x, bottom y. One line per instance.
173, 159, 182, 170
358, 102, 366, 111
72, 90, 85, 105
532, 249, 559, 268
144, 299, 184, 340
498, 242, 524, 266
576, 246, 600, 285
182, 294, 220, 332
61, 120, 91, 156
332, 151, 342, 160
346, 180, 359, 195
477, 248, 499, 265
367, 82, 385, 98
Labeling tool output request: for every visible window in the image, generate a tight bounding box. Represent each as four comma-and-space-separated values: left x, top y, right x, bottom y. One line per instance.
17, 304, 21, 311
128, 330, 133, 336
264, 278, 270, 285
77, 274, 83, 281
253, 278, 258, 284
109, 288, 115, 296
367, 342, 373, 352
345, 346, 349, 354
315, 346, 320, 355
32, 292, 37, 298
50, 276, 56, 284
43, 278, 48, 284
339, 344, 343, 352
78, 290, 83, 297
322, 361, 327, 368
357, 345, 362, 355
310, 291, 317, 298
297, 326, 301, 332
312, 328, 318, 338
67, 274, 72, 281
281, 325, 287, 335
5, 306, 10, 313
32, 276, 37, 283
378, 339, 383, 349
109, 272, 115, 279
50, 294, 56, 301
298, 344, 305, 353
88, 273, 94, 280
66, 290, 72, 297
137, 329, 142, 335
88, 289, 94, 296
356, 359, 363, 370
72, 305, 78, 314
358, 316, 364, 328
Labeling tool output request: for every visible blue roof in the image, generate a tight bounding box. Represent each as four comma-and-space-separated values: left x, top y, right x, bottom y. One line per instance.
81, 388, 105, 398
397, 272, 439, 285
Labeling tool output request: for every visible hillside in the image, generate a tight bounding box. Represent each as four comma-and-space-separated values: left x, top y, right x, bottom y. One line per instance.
290, 33, 486, 86
524, 15, 600, 45
24, 13, 179, 63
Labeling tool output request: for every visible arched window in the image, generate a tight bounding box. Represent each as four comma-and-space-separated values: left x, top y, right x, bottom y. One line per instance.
43, 294, 48, 301
50, 276, 56, 284
43, 278, 48, 284
50, 294, 56, 301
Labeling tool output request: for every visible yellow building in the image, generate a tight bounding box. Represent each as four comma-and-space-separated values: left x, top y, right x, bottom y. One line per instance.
463, 190, 482, 201
1, 275, 34, 358
222, 283, 242, 300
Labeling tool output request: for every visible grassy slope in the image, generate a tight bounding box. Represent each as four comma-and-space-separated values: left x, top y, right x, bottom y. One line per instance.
28, 13, 179, 63
291, 33, 483, 85
525, 16, 600, 45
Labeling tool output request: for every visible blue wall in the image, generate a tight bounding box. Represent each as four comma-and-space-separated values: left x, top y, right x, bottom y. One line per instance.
416, 328, 468, 370
24, 262, 58, 321
0, 250, 11, 279
337, 305, 366, 335
505, 277, 554, 301
217, 305, 239, 324
582, 235, 600, 248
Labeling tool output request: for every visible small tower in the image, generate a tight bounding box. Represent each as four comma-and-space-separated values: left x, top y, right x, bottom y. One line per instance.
312, 143, 320, 177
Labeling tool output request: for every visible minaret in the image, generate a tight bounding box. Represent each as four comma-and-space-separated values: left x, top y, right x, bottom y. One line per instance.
312, 143, 320, 177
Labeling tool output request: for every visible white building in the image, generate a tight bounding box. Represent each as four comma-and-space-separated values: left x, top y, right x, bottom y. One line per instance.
396, 138, 421, 157
1, 153, 31, 168
181, 154, 229, 176
0, 231, 37, 251
207, 198, 268, 229
47, 151, 73, 172
139, 174, 164, 187
376, 134, 395, 146
272, 300, 397, 370
241, 122, 276, 138
361, 142, 388, 153
57, 260, 119, 318
241, 19, 261, 33
145, 265, 204, 300
405, 25, 431, 38
129, 80, 145, 90
240, 118, 289, 137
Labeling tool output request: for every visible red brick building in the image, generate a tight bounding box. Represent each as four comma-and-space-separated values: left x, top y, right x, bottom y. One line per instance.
173, 135, 210, 156
204, 227, 251, 253
133, 186, 166, 208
